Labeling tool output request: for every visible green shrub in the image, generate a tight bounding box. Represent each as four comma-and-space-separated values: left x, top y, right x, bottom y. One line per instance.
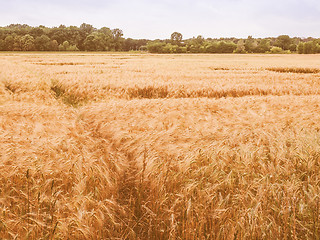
270, 46, 283, 54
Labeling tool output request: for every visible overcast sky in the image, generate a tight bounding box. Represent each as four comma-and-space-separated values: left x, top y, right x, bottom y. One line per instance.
1, 0, 320, 39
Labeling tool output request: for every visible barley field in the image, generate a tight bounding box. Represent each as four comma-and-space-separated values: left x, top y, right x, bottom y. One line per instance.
1, 53, 320, 239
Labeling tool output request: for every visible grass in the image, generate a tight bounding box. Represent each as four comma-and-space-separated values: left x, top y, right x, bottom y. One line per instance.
1, 53, 320, 239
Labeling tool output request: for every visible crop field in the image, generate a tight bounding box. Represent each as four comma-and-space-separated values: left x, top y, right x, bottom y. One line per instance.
1, 53, 320, 239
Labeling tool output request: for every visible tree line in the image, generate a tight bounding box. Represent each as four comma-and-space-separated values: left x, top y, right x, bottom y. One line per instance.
148, 33, 320, 54
0, 23, 147, 52
1, 24, 320, 54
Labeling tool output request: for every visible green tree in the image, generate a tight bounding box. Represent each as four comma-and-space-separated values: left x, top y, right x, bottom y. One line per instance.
4, 35, 14, 51
270, 46, 283, 54
206, 42, 220, 53
171, 32, 183, 45
30, 27, 45, 38
195, 35, 204, 45
297, 42, 304, 54
62, 40, 70, 50
50, 40, 59, 51
84, 32, 108, 51
80, 23, 94, 34
50, 29, 69, 45
163, 43, 174, 53
112, 28, 124, 51
59, 40, 78, 51
234, 39, 246, 53
255, 39, 271, 53
219, 41, 237, 53
13, 35, 23, 51
123, 38, 148, 51
245, 36, 258, 53
288, 44, 297, 52
275, 35, 292, 50
146, 41, 166, 53
21, 34, 35, 51
303, 41, 315, 54
123, 38, 135, 51
315, 43, 320, 53
34, 35, 51, 51
99, 27, 112, 36
0, 39, 5, 51
185, 36, 205, 53
83, 34, 96, 51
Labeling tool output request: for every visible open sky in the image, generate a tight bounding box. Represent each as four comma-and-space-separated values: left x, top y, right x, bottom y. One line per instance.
1, 0, 320, 39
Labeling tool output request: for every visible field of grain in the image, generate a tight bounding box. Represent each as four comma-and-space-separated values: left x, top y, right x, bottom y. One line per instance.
1, 53, 320, 239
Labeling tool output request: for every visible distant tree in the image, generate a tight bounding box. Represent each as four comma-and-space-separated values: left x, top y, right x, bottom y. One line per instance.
6, 24, 30, 36
255, 39, 271, 53
112, 28, 124, 51
63, 40, 70, 50
185, 36, 205, 53
195, 35, 204, 45
0, 39, 5, 51
315, 42, 320, 53
275, 35, 292, 50
162, 43, 174, 53
234, 39, 246, 53
245, 36, 258, 53
219, 41, 237, 53
171, 32, 183, 45
112, 28, 123, 39
146, 41, 166, 53
50, 40, 59, 51
67, 26, 82, 45
59, 40, 78, 51
303, 41, 314, 54
50, 29, 69, 45
139, 45, 148, 51
4, 22, 320, 54
123, 38, 147, 51
75, 24, 93, 50
123, 38, 135, 51
0, 24, 126, 52
34, 35, 51, 51
188, 44, 200, 53
80, 23, 95, 34
30, 27, 45, 38
161, 43, 186, 53
21, 34, 35, 51
288, 44, 297, 52
84, 34, 99, 51
99, 27, 112, 37
13, 35, 23, 51
270, 46, 283, 54
297, 42, 304, 54
84, 32, 108, 51
4, 35, 14, 51
206, 42, 220, 53
0, 29, 5, 40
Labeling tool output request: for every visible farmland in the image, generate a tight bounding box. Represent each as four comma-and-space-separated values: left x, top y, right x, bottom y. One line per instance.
1, 53, 320, 239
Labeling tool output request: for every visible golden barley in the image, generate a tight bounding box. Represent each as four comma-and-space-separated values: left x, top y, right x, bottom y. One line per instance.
1, 53, 320, 239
